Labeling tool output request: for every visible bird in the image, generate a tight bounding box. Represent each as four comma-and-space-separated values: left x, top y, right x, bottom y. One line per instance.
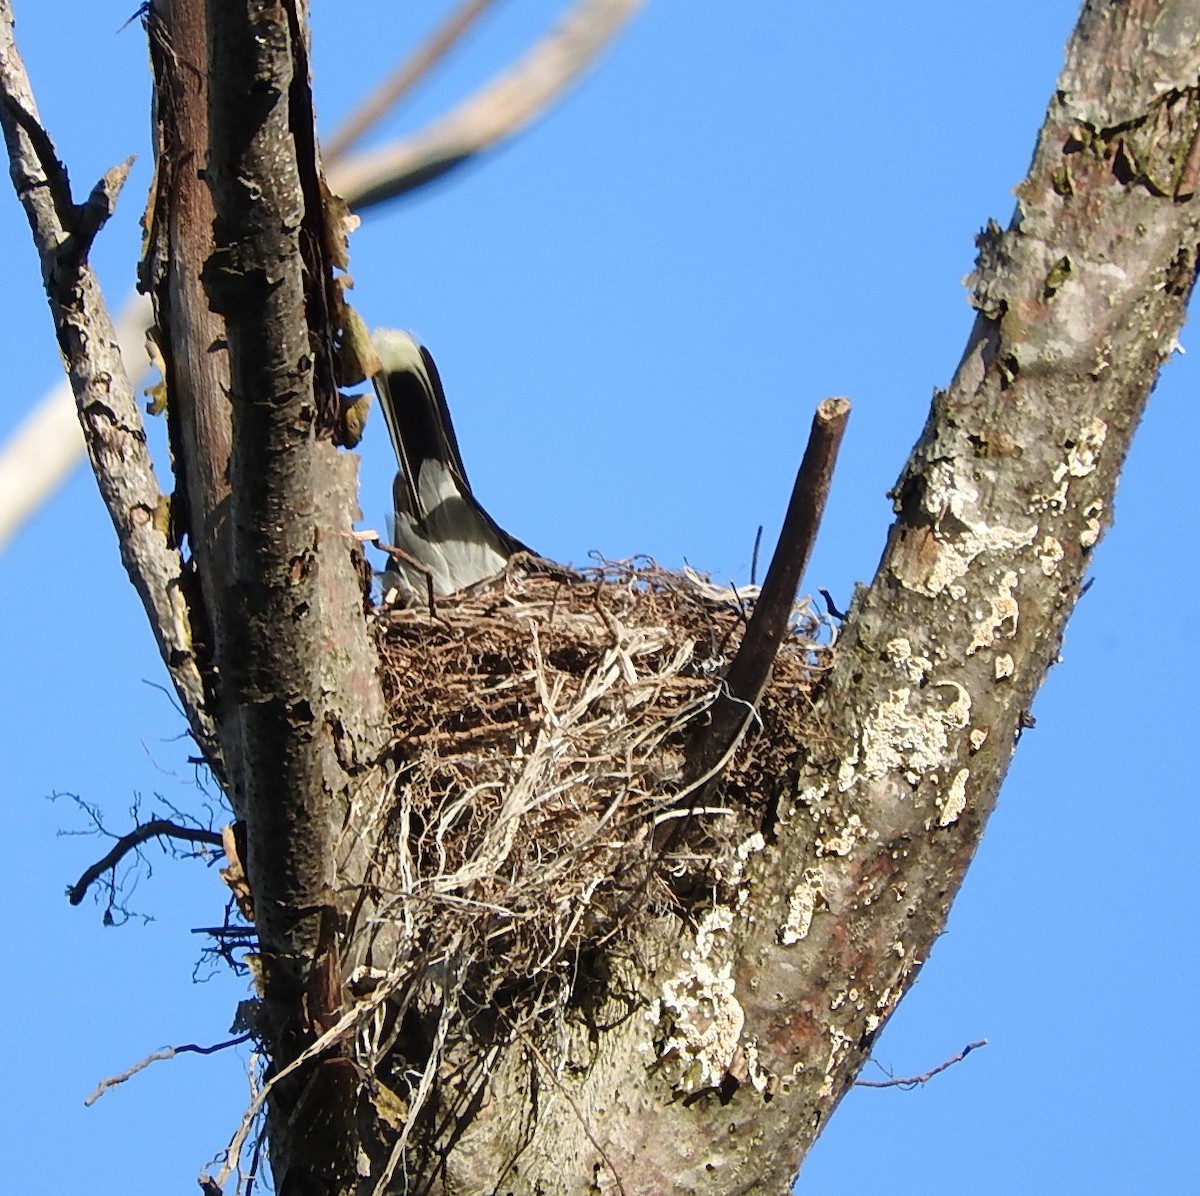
371, 328, 531, 599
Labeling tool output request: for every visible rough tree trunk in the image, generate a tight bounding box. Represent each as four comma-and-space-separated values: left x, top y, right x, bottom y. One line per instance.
5, 1, 1199, 1193
408, 6, 1200, 1188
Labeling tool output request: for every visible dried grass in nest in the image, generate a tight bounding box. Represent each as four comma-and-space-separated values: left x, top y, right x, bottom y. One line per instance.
368, 558, 828, 1009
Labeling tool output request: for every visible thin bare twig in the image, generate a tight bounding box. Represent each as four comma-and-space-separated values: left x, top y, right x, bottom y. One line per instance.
67, 818, 223, 906
750, 523, 763, 586
855, 1039, 988, 1090
323, 0, 499, 160
331, 0, 647, 206
84, 1033, 252, 1106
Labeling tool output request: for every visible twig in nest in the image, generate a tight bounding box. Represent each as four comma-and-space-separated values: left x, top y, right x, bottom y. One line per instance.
371, 987, 456, 1196
855, 1038, 988, 1089
84, 1033, 252, 1106
373, 535, 438, 613
67, 818, 223, 906
212, 979, 404, 1189
750, 523, 763, 586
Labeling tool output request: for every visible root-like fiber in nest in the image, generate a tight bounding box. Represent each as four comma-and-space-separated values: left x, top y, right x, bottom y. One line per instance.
362, 557, 829, 1020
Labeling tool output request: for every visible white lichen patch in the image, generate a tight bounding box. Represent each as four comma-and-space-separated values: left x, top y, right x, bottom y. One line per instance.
937, 768, 970, 826
967, 570, 1019, 655
921, 458, 973, 521
936, 681, 973, 728
816, 811, 866, 857
693, 905, 734, 960
799, 776, 833, 807
906, 520, 1037, 599
1030, 476, 1069, 515
994, 653, 1015, 680
884, 636, 934, 684
738, 1037, 771, 1093
651, 905, 754, 1091
1066, 417, 1107, 477
656, 960, 745, 1091
1038, 535, 1065, 576
779, 870, 823, 945
893, 460, 1037, 598
818, 1027, 854, 1098
969, 727, 989, 752
855, 679, 972, 789
715, 831, 767, 895
1030, 419, 1107, 524
1080, 498, 1104, 548
736, 832, 766, 861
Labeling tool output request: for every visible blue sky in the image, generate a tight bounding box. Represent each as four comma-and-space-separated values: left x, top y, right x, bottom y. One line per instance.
2, 2, 1196, 1192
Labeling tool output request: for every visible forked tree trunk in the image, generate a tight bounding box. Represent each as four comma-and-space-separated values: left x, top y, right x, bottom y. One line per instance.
5, 1, 1199, 1193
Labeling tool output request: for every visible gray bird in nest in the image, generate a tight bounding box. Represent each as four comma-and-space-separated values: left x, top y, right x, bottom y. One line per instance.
371, 328, 531, 599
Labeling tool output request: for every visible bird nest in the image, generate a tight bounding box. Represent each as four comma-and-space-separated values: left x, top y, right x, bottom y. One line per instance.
367, 558, 829, 1014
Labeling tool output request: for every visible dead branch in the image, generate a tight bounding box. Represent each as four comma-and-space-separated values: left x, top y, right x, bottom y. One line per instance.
323, 0, 500, 160
67, 818, 223, 906
0, 294, 150, 550
688, 396, 849, 781
84, 1033, 252, 1106
855, 1039, 988, 1089
0, 2, 218, 763
331, 0, 647, 206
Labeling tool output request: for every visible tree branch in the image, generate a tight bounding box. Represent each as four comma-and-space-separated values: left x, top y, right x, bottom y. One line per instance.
332, 0, 647, 206
855, 1039, 987, 1090
688, 396, 849, 782
0, 1, 218, 764
323, 0, 499, 161
699, 2, 1200, 1185
0, 293, 149, 550
84, 1033, 252, 1106
67, 817, 223, 906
